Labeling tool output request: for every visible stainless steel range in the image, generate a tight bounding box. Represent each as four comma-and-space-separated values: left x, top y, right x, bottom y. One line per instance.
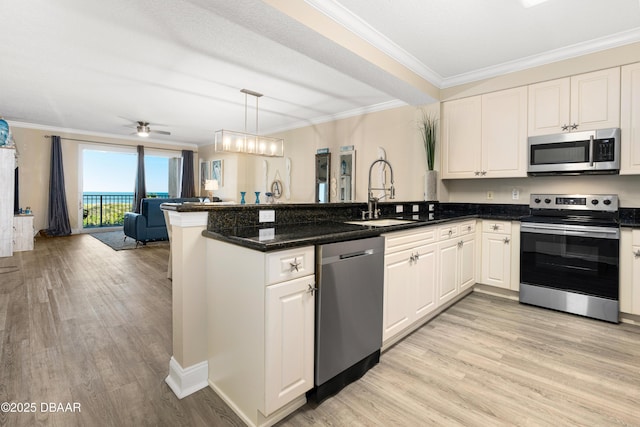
520, 194, 620, 323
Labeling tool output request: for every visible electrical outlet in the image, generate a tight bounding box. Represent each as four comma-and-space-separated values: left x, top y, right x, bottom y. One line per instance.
487, 191, 494, 200
395, 205, 403, 213
512, 188, 519, 200
259, 210, 275, 223
412, 205, 419, 212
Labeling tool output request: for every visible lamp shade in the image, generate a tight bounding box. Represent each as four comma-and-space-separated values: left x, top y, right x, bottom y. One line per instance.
205, 179, 219, 191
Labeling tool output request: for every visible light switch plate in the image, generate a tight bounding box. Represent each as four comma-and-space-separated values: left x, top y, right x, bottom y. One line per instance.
412, 205, 419, 212
259, 210, 275, 223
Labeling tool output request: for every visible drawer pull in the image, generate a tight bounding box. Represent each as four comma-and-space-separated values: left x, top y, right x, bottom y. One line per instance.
492, 224, 499, 231
448, 229, 453, 236
467, 225, 472, 231
634, 250, 640, 259
289, 258, 301, 272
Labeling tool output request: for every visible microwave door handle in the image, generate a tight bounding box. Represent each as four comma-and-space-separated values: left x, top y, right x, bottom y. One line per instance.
589, 135, 594, 167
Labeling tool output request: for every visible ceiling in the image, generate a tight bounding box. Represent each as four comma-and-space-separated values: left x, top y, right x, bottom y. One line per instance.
1, 0, 639, 147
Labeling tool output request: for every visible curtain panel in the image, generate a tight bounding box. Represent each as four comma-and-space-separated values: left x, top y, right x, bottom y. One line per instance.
46, 135, 72, 236
133, 145, 146, 213
181, 150, 195, 198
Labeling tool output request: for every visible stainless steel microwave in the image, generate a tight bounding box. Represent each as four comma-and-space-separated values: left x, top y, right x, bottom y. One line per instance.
527, 128, 620, 175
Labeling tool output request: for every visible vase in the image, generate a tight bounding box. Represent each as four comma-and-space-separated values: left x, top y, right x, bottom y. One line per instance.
240, 192, 246, 205
255, 192, 260, 204
424, 170, 437, 201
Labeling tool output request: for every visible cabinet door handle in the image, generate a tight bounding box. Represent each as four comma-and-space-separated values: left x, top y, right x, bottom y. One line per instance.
474, 171, 480, 176
571, 123, 578, 130
307, 284, 318, 296
561, 124, 569, 131
457, 241, 463, 248
504, 237, 510, 244
481, 171, 487, 176
289, 258, 301, 272
634, 250, 640, 259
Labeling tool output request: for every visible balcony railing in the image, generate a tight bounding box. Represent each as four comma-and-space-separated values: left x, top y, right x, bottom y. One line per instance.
83, 194, 135, 228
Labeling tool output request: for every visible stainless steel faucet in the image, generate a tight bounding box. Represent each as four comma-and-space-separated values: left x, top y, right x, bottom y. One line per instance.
364, 159, 395, 219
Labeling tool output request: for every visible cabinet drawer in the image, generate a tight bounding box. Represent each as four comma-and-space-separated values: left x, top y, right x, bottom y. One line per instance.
439, 224, 459, 240
632, 229, 640, 246
384, 227, 437, 253
458, 221, 476, 236
482, 220, 512, 234
266, 246, 314, 285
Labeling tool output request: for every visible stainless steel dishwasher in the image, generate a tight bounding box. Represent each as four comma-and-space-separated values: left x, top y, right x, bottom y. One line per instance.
309, 236, 385, 403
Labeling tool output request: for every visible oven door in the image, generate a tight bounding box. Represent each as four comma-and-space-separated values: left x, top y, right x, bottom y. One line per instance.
520, 222, 619, 299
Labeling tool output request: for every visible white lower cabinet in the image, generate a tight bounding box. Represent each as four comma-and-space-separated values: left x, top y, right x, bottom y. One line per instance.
206, 242, 314, 427
480, 221, 512, 289
620, 229, 640, 315
265, 276, 314, 416
479, 221, 520, 291
383, 220, 476, 346
438, 221, 476, 305
383, 242, 437, 342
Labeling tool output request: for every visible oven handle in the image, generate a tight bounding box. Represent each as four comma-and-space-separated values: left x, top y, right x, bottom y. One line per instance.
589, 135, 594, 167
521, 222, 619, 240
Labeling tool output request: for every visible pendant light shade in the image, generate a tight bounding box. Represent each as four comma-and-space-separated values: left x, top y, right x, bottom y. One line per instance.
214, 89, 284, 157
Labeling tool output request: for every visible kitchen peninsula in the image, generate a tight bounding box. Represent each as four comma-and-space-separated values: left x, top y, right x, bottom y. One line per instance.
161, 201, 527, 427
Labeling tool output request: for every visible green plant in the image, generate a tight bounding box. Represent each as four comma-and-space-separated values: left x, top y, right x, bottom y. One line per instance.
418, 111, 438, 171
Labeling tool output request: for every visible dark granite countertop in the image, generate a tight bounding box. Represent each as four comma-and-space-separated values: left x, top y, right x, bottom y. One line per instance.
203, 213, 527, 252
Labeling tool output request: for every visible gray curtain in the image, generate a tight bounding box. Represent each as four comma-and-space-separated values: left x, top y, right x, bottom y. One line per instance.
133, 145, 146, 213
46, 135, 72, 236
181, 150, 195, 198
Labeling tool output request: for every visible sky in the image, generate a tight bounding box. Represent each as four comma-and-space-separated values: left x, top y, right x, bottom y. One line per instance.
83, 149, 170, 193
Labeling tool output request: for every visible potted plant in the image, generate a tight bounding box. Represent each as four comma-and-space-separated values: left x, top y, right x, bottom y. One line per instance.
418, 110, 438, 201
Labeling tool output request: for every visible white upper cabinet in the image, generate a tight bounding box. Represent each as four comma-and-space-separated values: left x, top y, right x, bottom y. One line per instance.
441, 95, 482, 179
528, 67, 620, 136
620, 62, 640, 175
442, 87, 527, 179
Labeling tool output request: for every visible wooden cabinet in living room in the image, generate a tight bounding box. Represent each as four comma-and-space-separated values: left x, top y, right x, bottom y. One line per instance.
528, 67, 620, 136
382, 227, 437, 344
13, 215, 34, 252
620, 62, 640, 175
442, 86, 527, 179
0, 147, 16, 257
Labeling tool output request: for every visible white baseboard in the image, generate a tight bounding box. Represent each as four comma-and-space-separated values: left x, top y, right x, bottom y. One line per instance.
165, 357, 208, 399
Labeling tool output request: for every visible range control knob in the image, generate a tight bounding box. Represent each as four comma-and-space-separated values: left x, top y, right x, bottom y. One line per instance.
534, 198, 541, 204
603, 199, 612, 205
591, 199, 599, 205
544, 198, 551, 204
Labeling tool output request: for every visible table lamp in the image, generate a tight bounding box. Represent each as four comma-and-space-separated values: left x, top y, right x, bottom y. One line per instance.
205, 179, 219, 201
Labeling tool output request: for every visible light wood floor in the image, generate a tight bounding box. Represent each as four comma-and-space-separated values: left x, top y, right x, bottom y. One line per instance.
2, 235, 640, 426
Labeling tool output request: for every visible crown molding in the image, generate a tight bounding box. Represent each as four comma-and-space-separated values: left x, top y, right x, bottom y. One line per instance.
304, 0, 443, 86
7, 120, 198, 149
305, 0, 640, 90
441, 27, 640, 88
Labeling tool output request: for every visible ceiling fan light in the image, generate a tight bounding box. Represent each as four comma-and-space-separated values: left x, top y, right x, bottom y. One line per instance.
137, 124, 150, 137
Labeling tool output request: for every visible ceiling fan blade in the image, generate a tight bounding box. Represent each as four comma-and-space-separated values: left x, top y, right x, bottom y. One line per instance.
150, 130, 171, 136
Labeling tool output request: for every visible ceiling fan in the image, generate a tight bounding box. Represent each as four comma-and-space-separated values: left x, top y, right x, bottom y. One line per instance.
132, 121, 171, 137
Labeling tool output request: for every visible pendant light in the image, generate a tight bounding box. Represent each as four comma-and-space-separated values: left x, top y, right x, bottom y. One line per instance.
214, 89, 284, 157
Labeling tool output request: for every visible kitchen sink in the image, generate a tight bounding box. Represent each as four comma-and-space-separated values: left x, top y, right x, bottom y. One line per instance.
344, 218, 417, 227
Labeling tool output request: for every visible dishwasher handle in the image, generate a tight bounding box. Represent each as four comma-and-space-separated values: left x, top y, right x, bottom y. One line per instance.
321, 247, 382, 265
339, 249, 374, 260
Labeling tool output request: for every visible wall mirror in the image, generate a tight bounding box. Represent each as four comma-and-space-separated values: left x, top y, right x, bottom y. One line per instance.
338, 148, 356, 202
315, 152, 331, 203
